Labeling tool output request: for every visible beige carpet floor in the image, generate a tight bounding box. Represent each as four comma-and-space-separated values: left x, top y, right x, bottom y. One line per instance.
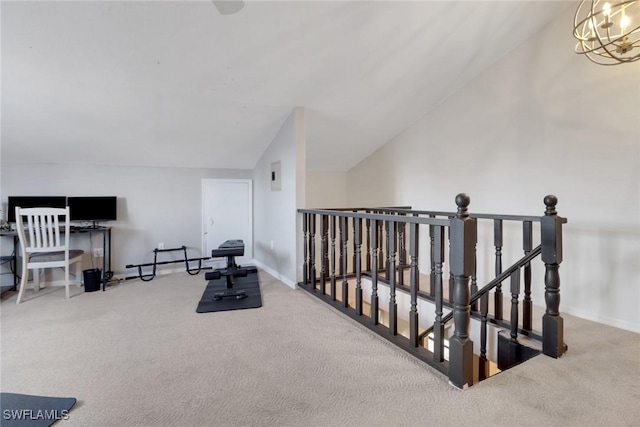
1, 270, 639, 426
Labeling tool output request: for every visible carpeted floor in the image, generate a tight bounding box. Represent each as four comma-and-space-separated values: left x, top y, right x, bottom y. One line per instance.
1, 270, 639, 426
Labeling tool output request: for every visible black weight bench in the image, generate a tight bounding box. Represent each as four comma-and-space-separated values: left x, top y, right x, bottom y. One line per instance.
205, 240, 256, 301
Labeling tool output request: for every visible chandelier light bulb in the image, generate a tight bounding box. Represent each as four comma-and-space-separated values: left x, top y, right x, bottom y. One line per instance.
620, 13, 630, 28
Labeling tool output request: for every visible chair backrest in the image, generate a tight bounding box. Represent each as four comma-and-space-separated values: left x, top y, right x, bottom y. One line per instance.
15, 206, 71, 255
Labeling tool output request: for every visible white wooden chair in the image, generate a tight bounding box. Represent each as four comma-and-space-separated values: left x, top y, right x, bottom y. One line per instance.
15, 206, 84, 304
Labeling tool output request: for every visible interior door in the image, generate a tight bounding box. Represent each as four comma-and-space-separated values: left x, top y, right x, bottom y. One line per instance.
202, 179, 253, 268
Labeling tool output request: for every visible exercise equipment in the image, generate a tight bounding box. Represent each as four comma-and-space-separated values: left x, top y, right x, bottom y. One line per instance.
204, 269, 248, 300
205, 239, 255, 301
196, 271, 262, 313
126, 246, 210, 281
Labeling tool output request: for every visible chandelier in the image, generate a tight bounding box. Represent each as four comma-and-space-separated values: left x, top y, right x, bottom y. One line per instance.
574, 0, 640, 65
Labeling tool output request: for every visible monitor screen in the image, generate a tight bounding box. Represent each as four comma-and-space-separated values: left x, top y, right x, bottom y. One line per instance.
7, 196, 67, 222
68, 196, 117, 222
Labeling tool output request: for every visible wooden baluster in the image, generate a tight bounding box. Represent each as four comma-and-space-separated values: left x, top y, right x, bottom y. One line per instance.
398, 219, 406, 288
433, 225, 445, 362
409, 221, 419, 347
370, 219, 379, 325
501, 269, 521, 369
448, 226, 453, 303
448, 194, 476, 389
429, 220, 436, 296
388, 220, 397, 336
355, 217, 363, 316
479, 293, 490, 380
385, 219, 391, 280
377, 218, 384, 272
401, 218, 407, 266
353, 218, 364, 272
494, 219, 504, 320
339, 214, 344, 276
303, 213, 308, 286
310, 214, 316, 290
522, 220, 533, 331
415, 214, 420, 291
365, 215, 371, 272
352, 212, 357, 273
341, 216, 349, 308
330, 216, 337, 301
510, 270, 521, 345
320, 215, 328, 295
541, 195, 565, 358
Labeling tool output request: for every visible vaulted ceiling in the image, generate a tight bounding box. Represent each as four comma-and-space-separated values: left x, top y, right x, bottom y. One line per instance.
1, 1, 572, 171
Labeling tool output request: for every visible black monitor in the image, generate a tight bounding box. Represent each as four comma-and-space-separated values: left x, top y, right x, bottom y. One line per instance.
7, 196, 67, 222
68, 196, 117, 225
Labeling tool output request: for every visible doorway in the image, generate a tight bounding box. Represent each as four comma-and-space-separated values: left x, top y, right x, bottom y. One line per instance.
202, 179, 253, 268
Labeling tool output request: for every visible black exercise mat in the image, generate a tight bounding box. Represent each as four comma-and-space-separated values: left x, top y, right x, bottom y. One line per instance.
0, 392, 76, 427
196, 270, 262, 313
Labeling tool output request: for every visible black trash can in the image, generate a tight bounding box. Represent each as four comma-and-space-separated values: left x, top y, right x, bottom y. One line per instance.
83, 268, 102, 292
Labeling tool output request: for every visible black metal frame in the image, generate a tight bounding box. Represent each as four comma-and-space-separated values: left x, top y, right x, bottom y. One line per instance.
126, 245, 209, 281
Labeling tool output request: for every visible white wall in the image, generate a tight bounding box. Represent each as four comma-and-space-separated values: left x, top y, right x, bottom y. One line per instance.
347, 8, 640, 333
252, 107, 305, 287
305, 170, 347, 209
1, 163, 251, 283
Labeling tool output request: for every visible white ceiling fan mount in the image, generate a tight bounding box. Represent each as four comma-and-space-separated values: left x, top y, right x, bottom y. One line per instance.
212, 0, 245, 16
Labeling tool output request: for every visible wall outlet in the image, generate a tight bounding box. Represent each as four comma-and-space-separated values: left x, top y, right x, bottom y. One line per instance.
158, 242, 165, 250
93, 248, 104, 258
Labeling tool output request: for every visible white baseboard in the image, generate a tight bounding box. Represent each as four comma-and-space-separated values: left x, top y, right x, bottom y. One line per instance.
251, 259, 296, 289
562, 305, 640, 334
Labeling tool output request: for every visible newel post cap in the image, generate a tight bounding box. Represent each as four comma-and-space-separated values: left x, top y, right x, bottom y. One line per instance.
544, 195, 558, 215
455, 193, 471, 218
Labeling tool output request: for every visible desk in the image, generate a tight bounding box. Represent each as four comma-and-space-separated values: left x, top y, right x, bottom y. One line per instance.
0, 230, 19, 289
0, 226, 112, 292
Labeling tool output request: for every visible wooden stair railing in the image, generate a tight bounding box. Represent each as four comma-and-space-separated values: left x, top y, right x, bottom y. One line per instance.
418, 244, 543, 377
298, 194, 566, 389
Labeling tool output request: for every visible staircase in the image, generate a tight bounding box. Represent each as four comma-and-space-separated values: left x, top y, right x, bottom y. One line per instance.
298, 194, 567, 389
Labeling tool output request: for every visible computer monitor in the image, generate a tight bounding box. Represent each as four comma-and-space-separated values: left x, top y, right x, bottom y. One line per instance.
68, 197, 117, 225
7, 196, 67, 222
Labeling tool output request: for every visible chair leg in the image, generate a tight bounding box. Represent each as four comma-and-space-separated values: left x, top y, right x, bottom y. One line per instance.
16, 263, 29, 305
33, 268, 41, 292
64, 265, 70, 299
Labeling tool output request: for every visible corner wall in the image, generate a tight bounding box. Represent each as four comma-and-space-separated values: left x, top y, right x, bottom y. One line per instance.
252, 107, 306, 287
347, 8, 640, 332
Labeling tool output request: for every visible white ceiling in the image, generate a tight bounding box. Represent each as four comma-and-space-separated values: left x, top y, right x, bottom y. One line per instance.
1, 1, 573, 171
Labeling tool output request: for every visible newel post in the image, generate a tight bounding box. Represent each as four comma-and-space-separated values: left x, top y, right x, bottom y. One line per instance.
448, 193, 476, 389
541, 195, 565, 358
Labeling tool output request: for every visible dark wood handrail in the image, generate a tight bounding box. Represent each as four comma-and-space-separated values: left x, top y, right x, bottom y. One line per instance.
299, 207, 567, 224
297, 209, 452, 227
